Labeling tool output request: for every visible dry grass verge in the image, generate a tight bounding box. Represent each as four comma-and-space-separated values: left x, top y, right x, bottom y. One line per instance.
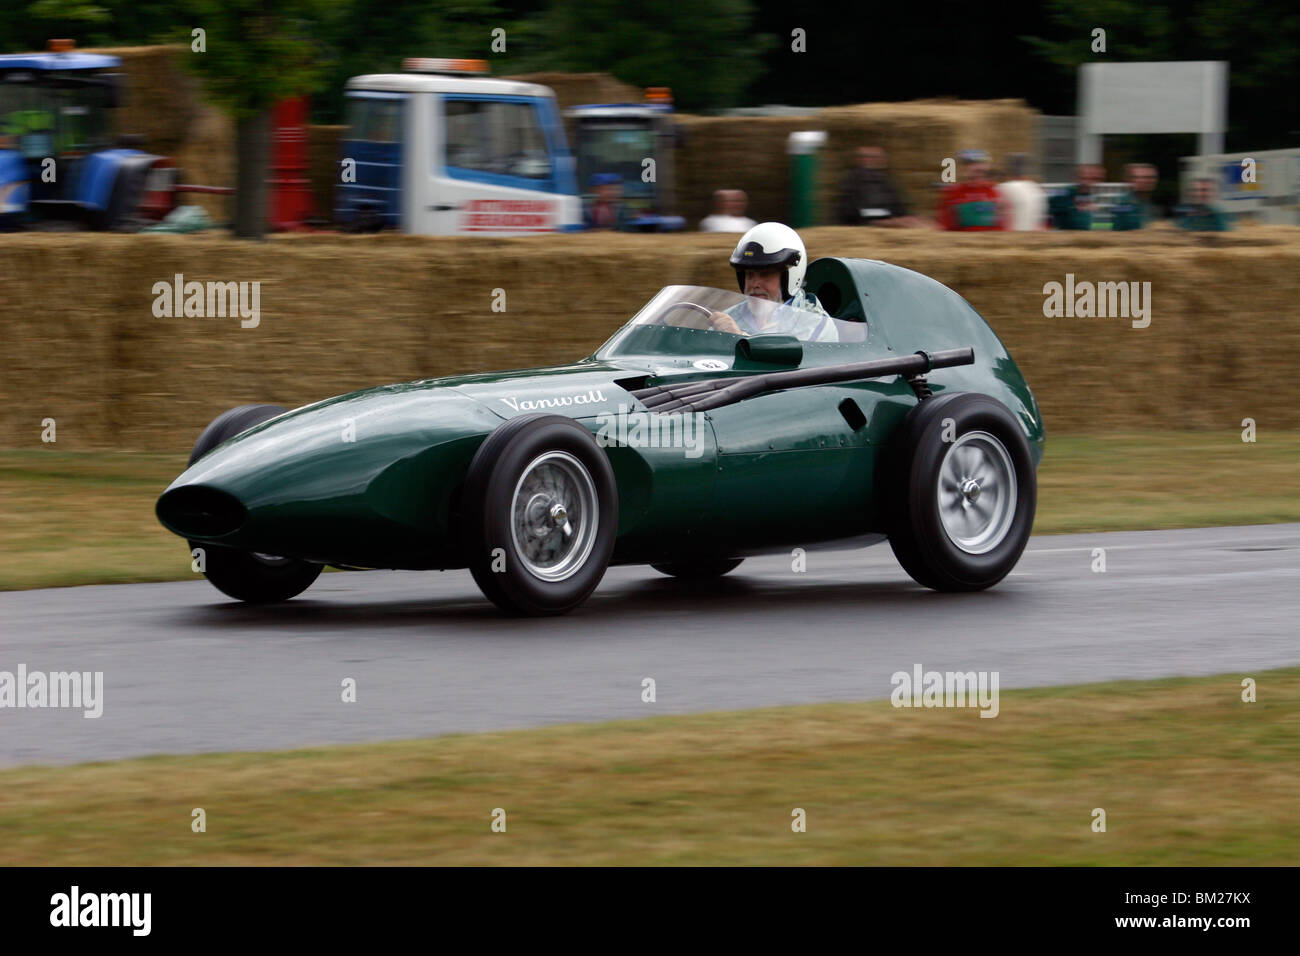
2, 668, 1295, 864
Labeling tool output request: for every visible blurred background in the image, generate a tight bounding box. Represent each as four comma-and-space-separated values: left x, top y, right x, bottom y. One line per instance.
1, 0, 1298, 869
2, 0, 1298, 231
2, 0, 1299, 459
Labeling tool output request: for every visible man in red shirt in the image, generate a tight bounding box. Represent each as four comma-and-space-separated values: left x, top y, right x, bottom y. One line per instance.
583, 173, 628, 230
936, 149, 1005, 231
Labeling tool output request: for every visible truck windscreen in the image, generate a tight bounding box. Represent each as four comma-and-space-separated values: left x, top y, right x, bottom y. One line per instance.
577, 124, 655, 199
0, 73, 112, 157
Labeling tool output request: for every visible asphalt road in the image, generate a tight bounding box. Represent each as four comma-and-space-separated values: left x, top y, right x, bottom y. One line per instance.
2, 523, 1298, 768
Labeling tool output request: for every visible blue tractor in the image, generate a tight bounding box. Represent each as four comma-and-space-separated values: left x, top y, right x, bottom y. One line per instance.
0, 41, 174, 231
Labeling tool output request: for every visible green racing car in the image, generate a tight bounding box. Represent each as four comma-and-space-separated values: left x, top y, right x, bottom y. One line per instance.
156, 255, 1044, 615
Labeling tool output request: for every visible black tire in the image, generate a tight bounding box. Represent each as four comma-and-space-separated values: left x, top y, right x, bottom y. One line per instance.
651, 558, 743, 579
191, 548, 324, 604
460, 414, 617, 615
189, 404, 289, 465
186, 404, 322, 603
886, 392, 1036, 591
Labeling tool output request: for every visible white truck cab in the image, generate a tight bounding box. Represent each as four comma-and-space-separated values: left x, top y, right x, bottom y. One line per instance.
336, 59, 581, 235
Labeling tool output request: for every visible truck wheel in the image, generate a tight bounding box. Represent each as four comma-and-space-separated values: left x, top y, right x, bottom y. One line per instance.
651, 558, 743, 579
186, 404, 322, 603
461, 415, 617, 615
886, 393, 1036, 591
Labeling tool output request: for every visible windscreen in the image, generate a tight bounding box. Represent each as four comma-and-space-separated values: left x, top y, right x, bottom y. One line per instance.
597, 285, 869, 361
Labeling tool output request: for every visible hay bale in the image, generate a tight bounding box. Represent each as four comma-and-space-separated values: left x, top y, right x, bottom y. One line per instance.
169, 101, 235, 223
89, 45, 235, 222
502, 72, 644, 114
2, 227, 1298, 451
0, 238, 118, 447
503, 71, 644, 145
90, 45, 194, 155
677, 99, 1040, 228
816, 98, 1038, 221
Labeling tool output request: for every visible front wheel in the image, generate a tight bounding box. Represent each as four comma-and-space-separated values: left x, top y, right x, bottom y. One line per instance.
886, 392, 1036, 591
190, 544, 323, 603
460, 414, 618, 615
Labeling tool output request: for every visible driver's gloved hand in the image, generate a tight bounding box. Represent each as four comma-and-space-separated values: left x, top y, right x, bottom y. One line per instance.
707, 311, 744, 335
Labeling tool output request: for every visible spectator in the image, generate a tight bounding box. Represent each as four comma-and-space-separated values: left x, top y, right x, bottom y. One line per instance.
700, 189, 757, 232
584, 172, 629, 230
995, 153, 1047, 231
1049, 163, 1105, 230
1112, 163, 1161, 231
835, 146, 926, 227
0, 134, 24, 228
1175, 178, 1232, 231
1129, 163, 1161, 219
936, 149, 1004, 231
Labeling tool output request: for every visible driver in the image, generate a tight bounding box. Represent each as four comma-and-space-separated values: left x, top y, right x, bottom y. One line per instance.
708, 222, 837, 342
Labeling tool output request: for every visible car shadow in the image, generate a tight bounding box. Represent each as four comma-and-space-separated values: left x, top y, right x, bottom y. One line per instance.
595, 572, 1023, 613
159, 568, 1023, 636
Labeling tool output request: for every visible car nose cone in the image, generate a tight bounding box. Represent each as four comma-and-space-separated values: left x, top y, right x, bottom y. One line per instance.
156, 485, 247, 538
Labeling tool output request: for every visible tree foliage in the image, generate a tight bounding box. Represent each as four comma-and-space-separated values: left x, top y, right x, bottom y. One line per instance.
2, 0, 1295, 147
4, 0, 196, 51
517, 0, 770, 111
1026, 0, 1300, 147
179, 0, 335, 119
311, 0, 510, 122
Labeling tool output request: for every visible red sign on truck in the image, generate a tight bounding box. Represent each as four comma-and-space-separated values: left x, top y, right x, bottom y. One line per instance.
460, 199, 554, 232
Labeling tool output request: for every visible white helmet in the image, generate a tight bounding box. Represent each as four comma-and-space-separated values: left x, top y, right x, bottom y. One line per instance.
729, 222, 807, 301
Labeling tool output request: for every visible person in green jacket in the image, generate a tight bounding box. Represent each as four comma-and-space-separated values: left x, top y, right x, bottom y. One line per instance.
1049, 163, 1105, 230
1175, 178, 1232, 232
1111, 163, 1162, 231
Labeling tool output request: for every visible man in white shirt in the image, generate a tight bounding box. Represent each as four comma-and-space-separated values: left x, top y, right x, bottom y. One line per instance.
995, 153, 1047, 231
699, 189, 757, 232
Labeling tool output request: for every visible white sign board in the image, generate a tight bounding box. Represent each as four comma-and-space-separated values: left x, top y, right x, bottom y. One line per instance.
1078, 61, 1228, 162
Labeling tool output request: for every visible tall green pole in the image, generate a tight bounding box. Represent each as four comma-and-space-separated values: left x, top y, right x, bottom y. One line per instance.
787, 131, 827, 227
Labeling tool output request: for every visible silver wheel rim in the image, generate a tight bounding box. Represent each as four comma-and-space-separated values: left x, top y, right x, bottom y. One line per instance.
510, 450, 599, 582
937, 431, 1017, 555
252, 553, 291, 566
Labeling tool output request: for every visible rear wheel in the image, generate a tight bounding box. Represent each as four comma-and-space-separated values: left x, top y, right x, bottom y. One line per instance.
461, 415, 617, 615
886, 392, 1036, 591
186, 404, 322, 603
651, 558, 743, 579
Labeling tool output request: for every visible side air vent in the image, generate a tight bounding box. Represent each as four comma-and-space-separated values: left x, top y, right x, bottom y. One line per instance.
838, 397, 867, 431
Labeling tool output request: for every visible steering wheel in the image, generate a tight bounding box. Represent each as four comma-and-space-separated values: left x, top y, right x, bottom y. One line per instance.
652, 301, 714, 327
